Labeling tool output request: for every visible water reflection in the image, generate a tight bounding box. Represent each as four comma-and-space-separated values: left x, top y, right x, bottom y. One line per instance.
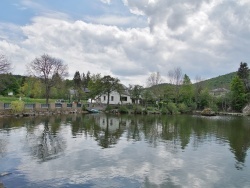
0, 114, 250, 187
26, 119, 66, 162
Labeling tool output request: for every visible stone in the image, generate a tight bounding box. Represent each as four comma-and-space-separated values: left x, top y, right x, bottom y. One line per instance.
242, 104, 250, 116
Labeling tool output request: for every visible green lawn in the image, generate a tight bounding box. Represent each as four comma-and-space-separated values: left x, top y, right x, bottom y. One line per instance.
0, 96, 55, 104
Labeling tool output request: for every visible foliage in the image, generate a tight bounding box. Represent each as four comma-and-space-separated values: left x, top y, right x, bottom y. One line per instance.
0, 74, 20, 96
167, 102, 179, 115
133, 105, 143, 114
118, 105, 129, 114
129, 84, 143, 104
178, 103, 189, 114
195, 72, 237, 90
20, 76, 44, 98
101, 75, 120, 106
10, 100, 24, 113
179, 74, 194, 105
88, 73, 103, 101
230, 76, 247, 112
237, 62, 250, 92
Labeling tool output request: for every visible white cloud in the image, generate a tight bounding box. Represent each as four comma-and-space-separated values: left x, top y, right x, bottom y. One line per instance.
0, 0, 250, 85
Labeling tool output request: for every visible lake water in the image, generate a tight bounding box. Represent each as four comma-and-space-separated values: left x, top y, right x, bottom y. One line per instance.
0, 114, 250, 188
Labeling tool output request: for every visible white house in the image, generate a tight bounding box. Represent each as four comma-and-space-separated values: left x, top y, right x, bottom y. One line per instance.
98, 90, 132, 105
96, 85, 133, 105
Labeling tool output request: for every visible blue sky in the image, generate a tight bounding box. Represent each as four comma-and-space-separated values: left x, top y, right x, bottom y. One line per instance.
0, 0, 250, 86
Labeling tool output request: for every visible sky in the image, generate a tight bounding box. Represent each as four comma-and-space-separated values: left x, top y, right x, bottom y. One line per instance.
0, 0, 250, 86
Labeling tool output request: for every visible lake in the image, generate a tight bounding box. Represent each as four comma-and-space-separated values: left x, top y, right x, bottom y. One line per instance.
0, 114, 250, 188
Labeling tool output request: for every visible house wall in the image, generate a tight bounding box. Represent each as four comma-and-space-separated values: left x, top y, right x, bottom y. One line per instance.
99, 91, 132, 104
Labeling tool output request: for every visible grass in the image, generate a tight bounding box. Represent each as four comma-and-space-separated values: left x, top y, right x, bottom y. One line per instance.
0, 96, 54, 104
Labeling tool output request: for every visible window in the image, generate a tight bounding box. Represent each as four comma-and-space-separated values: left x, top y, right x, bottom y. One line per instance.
121, 97, 127, 101
111, 96, 114, 101
103, 96, 106, 101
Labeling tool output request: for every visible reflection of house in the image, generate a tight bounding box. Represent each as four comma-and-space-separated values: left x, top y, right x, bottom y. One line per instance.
210, 88, 229, 96
97, 85, 132, 105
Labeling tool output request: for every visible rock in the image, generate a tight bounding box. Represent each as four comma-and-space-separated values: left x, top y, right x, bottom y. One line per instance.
243, 104, 250, 116
201, 108, 216, 116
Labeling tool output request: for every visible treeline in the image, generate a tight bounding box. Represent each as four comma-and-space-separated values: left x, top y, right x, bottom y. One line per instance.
0, 53, 249, 113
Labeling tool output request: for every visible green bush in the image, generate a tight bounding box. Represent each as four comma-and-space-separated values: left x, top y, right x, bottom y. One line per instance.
161, 108, 169, 115
119, 105, 129, 114
178, 103, 189, 114
133, 105, 143, 114
11, 100, 25, 113
167, 102, 179, 115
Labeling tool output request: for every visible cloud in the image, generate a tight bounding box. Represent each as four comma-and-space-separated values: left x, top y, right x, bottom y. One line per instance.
0, 0, 250, 86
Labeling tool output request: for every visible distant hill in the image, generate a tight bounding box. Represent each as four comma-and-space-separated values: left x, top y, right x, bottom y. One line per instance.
197, 72, 236, 90
146, 72, 237, 92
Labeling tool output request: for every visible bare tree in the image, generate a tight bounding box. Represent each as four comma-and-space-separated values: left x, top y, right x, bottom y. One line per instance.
146, 72, 164, 108
147, 72, 163, 87
27, 54, 68, 104
168, 67, 183, 103
0, 54, 11, 73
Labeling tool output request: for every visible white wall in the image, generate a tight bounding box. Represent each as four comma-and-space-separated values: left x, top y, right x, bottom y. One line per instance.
99, 91, 132, 104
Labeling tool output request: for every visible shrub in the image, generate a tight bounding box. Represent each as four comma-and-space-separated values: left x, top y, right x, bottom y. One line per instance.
167, 102, 179, 115
133, 105, 143, 114
11, 100, 25, 113
119, 105, 129, 114
178, 103, 189, 114
161, 108, 169, 115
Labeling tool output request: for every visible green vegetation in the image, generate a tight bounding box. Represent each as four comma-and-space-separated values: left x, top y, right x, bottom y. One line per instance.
0, 53, 249, 114
10, 100, 24, 113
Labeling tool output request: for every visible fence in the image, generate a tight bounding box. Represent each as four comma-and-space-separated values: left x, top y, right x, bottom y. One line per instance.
0, 102, 87, 111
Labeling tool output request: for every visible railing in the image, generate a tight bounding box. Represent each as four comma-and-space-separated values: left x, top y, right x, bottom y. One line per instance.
25, 104, 35, 109
4, 103, 11, 109
41, 104, 50, 109
67, 103, 72, 108
55, 103, 62, 108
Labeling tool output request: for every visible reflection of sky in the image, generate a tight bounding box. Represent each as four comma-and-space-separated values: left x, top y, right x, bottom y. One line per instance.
0, 116, 250, 188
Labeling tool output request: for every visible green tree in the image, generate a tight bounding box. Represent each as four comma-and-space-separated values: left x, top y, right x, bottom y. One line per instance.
237, 62, 249, 92
88, 74, 103, 103
180, 74, 194, 105
101, 75, 120, 106
20, 76, 44, 98
0, 74, 20, 96
129, 84, 143, 104
230, 76, 247, 112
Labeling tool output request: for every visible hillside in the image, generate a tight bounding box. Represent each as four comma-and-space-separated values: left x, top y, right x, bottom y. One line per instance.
147, 72, 237, 92
197, 72, 236, 89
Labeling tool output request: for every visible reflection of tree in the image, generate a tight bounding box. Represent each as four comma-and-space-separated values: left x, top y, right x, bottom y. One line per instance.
0, 138, 7, 157
26, 117, 66, 162
227, 118, 250, 170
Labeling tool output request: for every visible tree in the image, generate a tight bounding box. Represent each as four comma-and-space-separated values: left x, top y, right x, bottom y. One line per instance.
0, 54, 11, 73
146, 72, 164, 106
88, 73, 103, 103
230, 76, 247, 112
237, 62, 250, 92
0, 74, 20, 96
27, 54, 68, 104
101, 75, 120, 106
168, 67, 183, 103
129, 85, 143, 104
73, 71, 83, 101
180, 74, 194, 105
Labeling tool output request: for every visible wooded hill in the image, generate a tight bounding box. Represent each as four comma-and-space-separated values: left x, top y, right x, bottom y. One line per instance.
196, 72, 236, 90
149, 72, 237, 91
